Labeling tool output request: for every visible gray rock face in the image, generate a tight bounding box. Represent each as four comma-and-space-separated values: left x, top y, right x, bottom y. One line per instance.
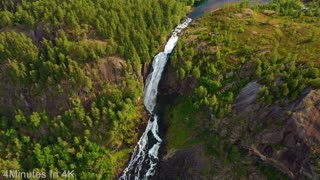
290, 89, 320, 152
154, 145, 216, 180
234, 86, 320, 179
158, 76, 320, 179
233, 81, 261, 114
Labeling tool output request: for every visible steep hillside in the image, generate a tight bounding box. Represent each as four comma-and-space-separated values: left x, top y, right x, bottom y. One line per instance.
156, 0, 320, 179
0, 0, 192, 178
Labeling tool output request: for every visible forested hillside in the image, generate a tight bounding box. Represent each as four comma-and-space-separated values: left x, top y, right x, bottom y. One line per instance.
0, 0, 191, 179
157, 0, 320, 179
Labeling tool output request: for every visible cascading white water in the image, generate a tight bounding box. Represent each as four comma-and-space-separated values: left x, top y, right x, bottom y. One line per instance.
144, 18, 192, 113
120, 17, 192, 180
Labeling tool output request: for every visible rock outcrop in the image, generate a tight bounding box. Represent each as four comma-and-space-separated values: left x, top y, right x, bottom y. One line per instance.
96, 56, 126, 83
158, 78, 320, 179
232, 84, 320, 179
154, 145, 216, 180
290, 89, 320, 153
233, 81, 261, 115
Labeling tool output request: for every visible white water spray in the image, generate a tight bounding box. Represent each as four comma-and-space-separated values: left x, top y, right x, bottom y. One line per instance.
120, 17, 192, 180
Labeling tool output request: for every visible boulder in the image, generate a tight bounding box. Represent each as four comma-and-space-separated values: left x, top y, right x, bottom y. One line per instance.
233, 81, 261, 114
97, 56, 126, 83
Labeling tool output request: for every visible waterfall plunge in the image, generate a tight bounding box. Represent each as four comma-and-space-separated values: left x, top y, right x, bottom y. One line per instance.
120, 17, 192, 180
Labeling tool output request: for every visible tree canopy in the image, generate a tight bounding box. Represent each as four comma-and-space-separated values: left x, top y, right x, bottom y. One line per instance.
0, 0, 191, 178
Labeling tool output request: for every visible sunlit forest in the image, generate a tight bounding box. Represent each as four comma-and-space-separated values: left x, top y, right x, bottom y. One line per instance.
0, 0, 192, 178
1, 0, 320, 179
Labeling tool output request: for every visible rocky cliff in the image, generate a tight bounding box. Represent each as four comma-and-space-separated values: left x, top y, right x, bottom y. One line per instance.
155, 78, 320, 179
234, 83, 320, 179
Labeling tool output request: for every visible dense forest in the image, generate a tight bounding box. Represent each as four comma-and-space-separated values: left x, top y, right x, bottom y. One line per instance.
1, 0, 320, 179
0, 0, 193, 179
159, 0, 320, 179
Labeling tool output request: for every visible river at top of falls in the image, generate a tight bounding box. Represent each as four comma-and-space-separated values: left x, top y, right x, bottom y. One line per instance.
188, 0, 270, 19
119, 17, 192, 180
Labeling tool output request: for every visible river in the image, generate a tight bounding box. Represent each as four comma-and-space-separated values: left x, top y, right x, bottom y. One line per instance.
189, 0, 269, 19
189, 0, 242, 19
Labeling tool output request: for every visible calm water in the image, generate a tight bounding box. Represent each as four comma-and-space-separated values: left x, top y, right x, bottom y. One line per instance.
188, 0, 269, 19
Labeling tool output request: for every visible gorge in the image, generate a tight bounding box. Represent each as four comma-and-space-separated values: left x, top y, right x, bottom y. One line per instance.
120, 17, 192, 180
0, 0, 319, 179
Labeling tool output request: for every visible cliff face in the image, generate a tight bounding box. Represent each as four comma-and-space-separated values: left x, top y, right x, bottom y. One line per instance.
159, 69, 197, 96
156, 79, 320, 179
291, 89, 320, 153
155, 145, 217, 180
234, 84, 320, 179
96, 56, 127, 84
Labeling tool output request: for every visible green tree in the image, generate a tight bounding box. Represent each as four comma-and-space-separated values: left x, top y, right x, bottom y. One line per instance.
0, 10, 13, 28
192, 66, 201, 79
30, 112, 41, 127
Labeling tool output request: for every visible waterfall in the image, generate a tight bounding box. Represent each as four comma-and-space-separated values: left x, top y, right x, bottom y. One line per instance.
120, 17, 192, 180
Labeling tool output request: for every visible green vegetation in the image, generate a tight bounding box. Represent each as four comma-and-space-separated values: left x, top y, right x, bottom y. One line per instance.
164, 96, 200, 149
171, 0, 320, 117
0, 0, 192, 178
164, 0, 320, 178
1, 0, 319, 178
256, 161, 289, 180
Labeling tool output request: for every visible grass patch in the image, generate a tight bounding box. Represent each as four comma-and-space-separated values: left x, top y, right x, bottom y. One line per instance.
164, 96, 201, 149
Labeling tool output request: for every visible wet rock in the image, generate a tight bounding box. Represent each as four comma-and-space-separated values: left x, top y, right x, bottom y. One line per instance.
142, 62, 151, 81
